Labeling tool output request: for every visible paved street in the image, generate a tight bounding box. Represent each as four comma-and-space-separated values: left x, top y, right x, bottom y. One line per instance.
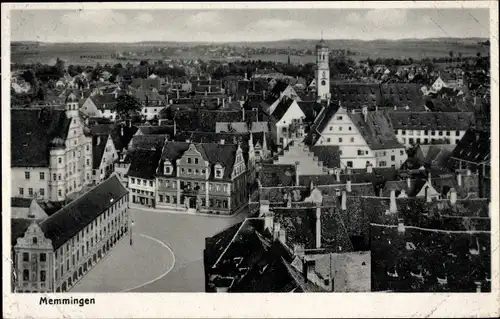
72, 207, 248, 292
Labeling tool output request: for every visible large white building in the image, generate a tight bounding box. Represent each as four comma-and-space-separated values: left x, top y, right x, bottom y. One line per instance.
389, 112, 474, 148
12, 175, 129, 293
306, 106, 407, 169
11, 93, 93, 202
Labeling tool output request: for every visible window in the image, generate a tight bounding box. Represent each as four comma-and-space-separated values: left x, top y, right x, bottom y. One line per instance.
431, 131, 436, 136
149, 181, 153, 187
391, 155, 395, 161
339, 127, 343, 131
216, 170, 222, 178
194, 158, 199, 164
25, 172, 30, 180
131, 178, 135, 184
188, 168, 192, 174
23, 252, 29, 261
181, 168, 185, 173
23, 270, 29, 281
438, 131, 443, 136
19, 188, 24, 196
39, 172, 45, 180
40, 253, 46, 262
357, 149, 363, 156
424, 138, 429, 144
327, 138, 331, 142
338, 138, 343, 143
455, 131, 460, 136
337, 116, 343, 120
347, 161, 353, 168
143, 180, 146, 186
400, 150, 405, 156
40, 188, 45, 196
446, 131, 451, 136
282, 127, 287, 133
350, 137, 355, 143
202, 169, 206, 174
58, 157, 62, 164
28, 188, 33, 196
86, 159, 90, 166
329, 126, 333, 131
58, 189, 62, 197
379, 161, 387, 167
401, 130, 406, 135
348, 126, 352, 131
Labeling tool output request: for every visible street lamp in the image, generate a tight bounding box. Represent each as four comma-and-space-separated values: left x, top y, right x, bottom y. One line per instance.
130, 220, 135, 246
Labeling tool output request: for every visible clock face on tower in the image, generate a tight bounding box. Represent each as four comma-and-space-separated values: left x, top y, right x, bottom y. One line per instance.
321, 80, 326, 86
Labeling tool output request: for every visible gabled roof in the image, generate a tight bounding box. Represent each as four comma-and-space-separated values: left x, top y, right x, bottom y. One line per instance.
39, 175, 128, 249
389, 112, 474, 131
297, 101, 323, 122
11, 197, 34, 208
137, 125, 175, 136
129, 134, 168, 151
11, 219, 35, 247
348, 111, 403, 150
92, 134, 109, 169
450, 129, 490, 164
90, 124, 138, 152
11, 108, 71, 167
126, 148, 163, 179
271, 97, 295, 121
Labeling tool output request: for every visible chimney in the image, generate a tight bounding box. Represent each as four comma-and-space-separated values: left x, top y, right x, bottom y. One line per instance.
407, 176, 411, 189
205, 91, 208, 97
475, 282, 482, 293
176, 89, 179, 99
97, 136, 101, 145
209, 75, 212, 84
341, 191, 347, 210
427, 171, 432, 184
121, 126, 124, 136
263, 90, 266, 99
315, 204, 322, 249
390, 190, 397, 213
394, 105, 397, 111
366, 163, 373, 173
273, 222, 281, 240
220, 139, 225, 145
242, 108, 245, 121
346, 178, 352, 192
244, 72, 248, 80
310, 180, 315, 191
222, 99, 225, 108
457, 173, 462, 187
295, 161, 300, 186
169, 99, 173, 105
335, 169, 340, 182
173, 120, 177, 136
397, 218, 405, 233
229, 96, 232, 103
362, 106, 368, 122
217, 97, 220, 106
466, 169, 471, 176
449, 188, 457, 205
278, 229, 286, 244
208, 85, 211, 93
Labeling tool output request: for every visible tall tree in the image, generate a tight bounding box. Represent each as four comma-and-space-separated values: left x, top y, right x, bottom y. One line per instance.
115, 95, 142, 121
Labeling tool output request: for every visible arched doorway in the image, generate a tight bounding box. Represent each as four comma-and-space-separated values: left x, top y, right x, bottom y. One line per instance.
68, 277, 72, 287
79, 267, 83, 276
73, 271, 78, 282
93, 254, 97, 262
62, 282, 67, 292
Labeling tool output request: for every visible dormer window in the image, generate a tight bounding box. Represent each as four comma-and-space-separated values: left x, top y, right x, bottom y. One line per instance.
215, 163, 224, 179
164, 160, 173, 175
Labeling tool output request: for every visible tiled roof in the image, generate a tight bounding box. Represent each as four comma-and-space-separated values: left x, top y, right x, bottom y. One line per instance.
380, 84, 424, 110
91, 94, 117, 109
371, 224, 490, 292
128, 134, 168, 151
92, 134, 109, 169
260, 164, 296, 187
11, 197, 33, 208
204, 221, 245, 269
173, 109, 258, 132
271, 97, 295, 121
416, 144, 454, 167
126, 148, 163, 179
39, 175, 128, 249
137, 125, 175, 136
11, 108, 71, 167
310, 146, 341, 169
158, 141, 239, 181
347, 110, 403, 150
297, 101, 323, 122
273, 207, 317, 249
450, 129, 490, 164
11, 219, 34, 247
389, 112, 474, 131
330, 83, 380, 109
90, 124, 138, 152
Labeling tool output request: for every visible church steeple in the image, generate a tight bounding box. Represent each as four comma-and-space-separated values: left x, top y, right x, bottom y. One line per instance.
315, 34, 330, 102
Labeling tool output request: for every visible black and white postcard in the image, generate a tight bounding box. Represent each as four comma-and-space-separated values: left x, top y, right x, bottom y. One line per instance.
2, 2, 498, 318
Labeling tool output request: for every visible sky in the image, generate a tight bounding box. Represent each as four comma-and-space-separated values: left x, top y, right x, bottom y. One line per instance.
10, 8, 490, 43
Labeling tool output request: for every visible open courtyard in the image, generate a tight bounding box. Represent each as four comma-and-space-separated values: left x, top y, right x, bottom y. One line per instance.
71, 207, 248, 292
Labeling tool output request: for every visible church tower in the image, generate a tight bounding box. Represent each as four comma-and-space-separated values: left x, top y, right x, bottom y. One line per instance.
315, 37, 330, 101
